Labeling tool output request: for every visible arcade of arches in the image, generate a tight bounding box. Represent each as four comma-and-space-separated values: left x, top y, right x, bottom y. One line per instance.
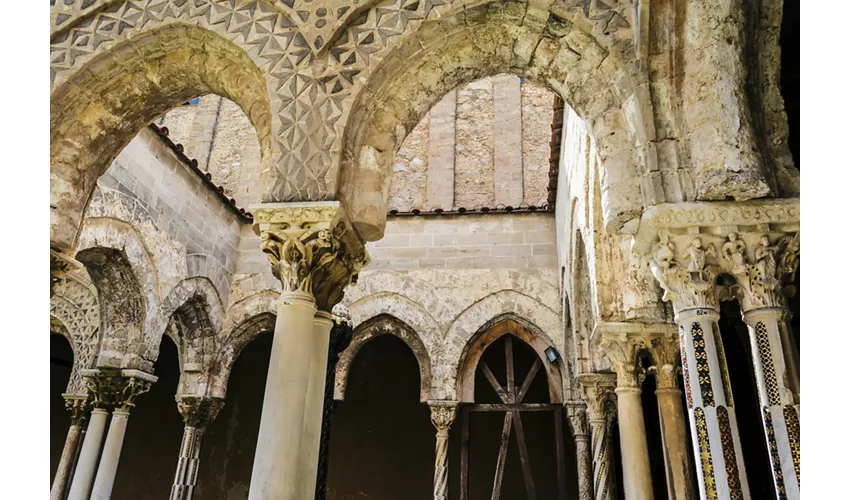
49, 1, 800, 500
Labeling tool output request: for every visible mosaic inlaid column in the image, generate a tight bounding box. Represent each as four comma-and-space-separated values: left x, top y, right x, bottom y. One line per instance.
248, 202, 368, 500
90, 370, 157, 500
170, 396, 225, 500
651, 337, 696, 500
51, 395, 89, 500
598, 337, 653, 500
577, 373, 618, 500
428, 400, 458, 500
315, 312, 354, 500
567, 401, 593, 500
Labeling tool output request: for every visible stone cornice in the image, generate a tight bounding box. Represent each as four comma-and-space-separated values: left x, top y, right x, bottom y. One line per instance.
633, 198, 800, 256
250, 201, 370, 311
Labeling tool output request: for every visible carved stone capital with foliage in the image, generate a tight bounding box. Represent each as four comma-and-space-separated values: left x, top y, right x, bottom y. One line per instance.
593, 322, 676, 388
576, 373, 617, 423
251, 201, 370, 312
63, 394, 90, 426
565, 400, 590, 438
647, 336, 680, 389
176, 396, 226, 428
81, 368, 157, 412
635, 199, 800, 314
428, 400, 458, 436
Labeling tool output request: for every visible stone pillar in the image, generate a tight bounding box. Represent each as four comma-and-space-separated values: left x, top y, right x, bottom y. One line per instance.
577, 373, 618, 500
51, 395, 89, 500
650, 337, 696, 500
729, 231, 800, 499
315, 310, 354, 500
170, 396, 226, 500
90, 370, 157, 500
428, 401, 457, 500
566, 401, 593, 500
636, 199, 800, 500
597, 335, 653, 500
247, 201, 368, 500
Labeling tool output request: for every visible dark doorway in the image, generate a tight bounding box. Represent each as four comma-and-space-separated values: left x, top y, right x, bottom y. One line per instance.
50, 333, 75, 483
195, 331, 273, 498
327, 334, 433, 500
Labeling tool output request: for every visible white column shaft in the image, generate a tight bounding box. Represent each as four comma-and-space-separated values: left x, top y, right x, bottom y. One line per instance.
615, 387, 654, 500
67, 408, 109, 500
90, 409, 130, 500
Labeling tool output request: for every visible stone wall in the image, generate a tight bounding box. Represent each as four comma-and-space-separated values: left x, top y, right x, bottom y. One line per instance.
95, 127, 242, 304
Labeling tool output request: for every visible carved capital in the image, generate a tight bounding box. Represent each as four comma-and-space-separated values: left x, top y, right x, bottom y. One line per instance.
81, 369, 157, 412
593, 322, 676, 388
576, 373, 617, 423
428, 400, 458, 435
634, 199, 800, 314
647, 335, 680, 389
565, 400, 590, 438
50, 249, 82, 297
251, 202, 370, 312
62, 394, 90, 426
176, 396, 225, 428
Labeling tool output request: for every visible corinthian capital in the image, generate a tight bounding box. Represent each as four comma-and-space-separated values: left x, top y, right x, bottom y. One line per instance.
251, 201, 370, 312
428, 400, 458, 433
565, 401, 589, 438
81, 368, 157, 411
176, 395, 226, 428
647, 335, 680, 389
593, 322, 677, 388
576, 373, 617, 422
633, 199, 800, 314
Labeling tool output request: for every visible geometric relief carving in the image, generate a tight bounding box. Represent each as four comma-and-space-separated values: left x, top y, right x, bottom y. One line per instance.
755, 322, 781, 406
691, 322, 714, 407
762, 407, 787, 500
50, 276, 101, 395
716, 406, 744, 500
694, 407, 718, 500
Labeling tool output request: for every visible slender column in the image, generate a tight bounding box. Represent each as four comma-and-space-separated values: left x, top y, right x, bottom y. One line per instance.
67, 407, 109, 500
170, 396, 226, 500
651, 337, 696, 500
577, 374, 618, 500
52, 396, 89, 500
248, 201, 368, 500
598, 338, 653, 500
90, 370, 156, 500
566, 401, 593, 500
428, 400, 457, 500
315, 311, 354, 500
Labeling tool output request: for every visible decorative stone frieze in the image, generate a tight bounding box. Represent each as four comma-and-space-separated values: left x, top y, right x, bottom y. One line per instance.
251, 201, 370, 311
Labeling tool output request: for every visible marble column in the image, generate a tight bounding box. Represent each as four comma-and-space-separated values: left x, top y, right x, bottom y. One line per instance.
566, 401, 593, 500
51, 395, 89, 500
247, 202, 368, 500
651, 337, 696, 500
577, 373, 618, 500
170, 396, 226, 500
90, 370, 157, 500
428, 401, 458, 500
315, 312, 354, 500
598, 337, 653, 500
635, 199, 799, 500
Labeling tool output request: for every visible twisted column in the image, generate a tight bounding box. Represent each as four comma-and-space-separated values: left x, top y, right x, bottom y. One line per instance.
170, 396, 225, 500
577, 373, 617, 500
51, 395, 89, 500
566, 401, 593, 500
90, 369, 157, 500
248, 202, 368, 500
428, 401, 457, 500
650, 337, 696, 500
315, 311, 353, 500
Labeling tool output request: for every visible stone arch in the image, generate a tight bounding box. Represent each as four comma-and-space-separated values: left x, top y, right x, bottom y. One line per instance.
50, 274, 101, 396
339, 1, 650, 241
75, 218, 163, 371
456, 315, 565, 404
336, 314, 433, 403
346, 291, 441, 352
440, 290, 563, 401
161, 277, 225, 373
50, 22, 273, 251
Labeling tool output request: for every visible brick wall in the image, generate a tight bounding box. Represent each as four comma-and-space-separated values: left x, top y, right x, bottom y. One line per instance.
95, 127, 243, 303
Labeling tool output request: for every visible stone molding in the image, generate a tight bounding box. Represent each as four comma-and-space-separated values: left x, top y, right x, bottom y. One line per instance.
81, 368, 157, 412
251, 201, 370, 311
633, 199, 799, 313
176, 396, 226, 428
